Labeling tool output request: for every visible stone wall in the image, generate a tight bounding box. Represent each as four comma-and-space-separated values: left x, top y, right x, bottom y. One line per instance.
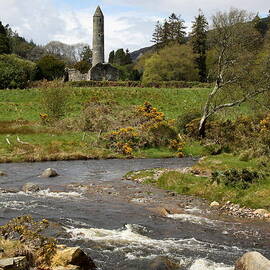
89, 63, 119, 81
67, 69, 88, 82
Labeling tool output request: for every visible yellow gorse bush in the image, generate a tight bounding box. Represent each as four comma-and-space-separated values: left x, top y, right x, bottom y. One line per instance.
106, 102, 182, 157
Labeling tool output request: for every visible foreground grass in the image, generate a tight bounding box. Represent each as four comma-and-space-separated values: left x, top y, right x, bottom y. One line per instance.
128, 154, 270, 210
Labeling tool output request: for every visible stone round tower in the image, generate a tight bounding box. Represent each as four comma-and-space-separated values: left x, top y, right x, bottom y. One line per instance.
92, 6, 104, 67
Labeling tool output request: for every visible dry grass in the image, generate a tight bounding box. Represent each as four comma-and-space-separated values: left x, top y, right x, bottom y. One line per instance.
0, 238, 26, 258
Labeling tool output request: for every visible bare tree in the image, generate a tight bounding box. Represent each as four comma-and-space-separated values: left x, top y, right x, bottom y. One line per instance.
199, 8, 268, 137
44, 41, 88, 63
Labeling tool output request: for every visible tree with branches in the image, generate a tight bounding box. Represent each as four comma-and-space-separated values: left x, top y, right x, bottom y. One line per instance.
198, 8, 268, 137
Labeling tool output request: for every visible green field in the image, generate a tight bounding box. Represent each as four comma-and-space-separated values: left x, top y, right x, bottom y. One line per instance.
0, 86, 211, 162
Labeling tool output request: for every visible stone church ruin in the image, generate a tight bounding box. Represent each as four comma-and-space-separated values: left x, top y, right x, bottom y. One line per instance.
68, 6, 119, 81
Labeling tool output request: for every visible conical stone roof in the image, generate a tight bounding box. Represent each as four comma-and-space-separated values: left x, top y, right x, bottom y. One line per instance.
94, 6, 104, 17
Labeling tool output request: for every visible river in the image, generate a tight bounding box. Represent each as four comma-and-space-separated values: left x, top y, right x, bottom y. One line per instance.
0, 158, 269, 270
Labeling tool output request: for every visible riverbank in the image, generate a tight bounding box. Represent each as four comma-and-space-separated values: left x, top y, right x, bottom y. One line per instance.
125, 153, 270, 211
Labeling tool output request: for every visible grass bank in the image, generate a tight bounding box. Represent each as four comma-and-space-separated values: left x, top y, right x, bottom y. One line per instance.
126, 154, 270, 209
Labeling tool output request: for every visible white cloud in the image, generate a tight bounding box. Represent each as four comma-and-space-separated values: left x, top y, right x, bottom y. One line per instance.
103, 0, 269, 17
0, 0, 157, 59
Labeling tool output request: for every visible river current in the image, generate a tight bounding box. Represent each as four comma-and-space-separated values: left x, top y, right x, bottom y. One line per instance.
0, 158, 269, 269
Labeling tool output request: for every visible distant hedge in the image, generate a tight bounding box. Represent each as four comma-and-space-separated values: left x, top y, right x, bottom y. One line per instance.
0, 54, 35, 89
68, 80, 212, 88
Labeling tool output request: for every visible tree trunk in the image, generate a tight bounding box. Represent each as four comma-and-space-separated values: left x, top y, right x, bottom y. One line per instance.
198, 115, 207, 138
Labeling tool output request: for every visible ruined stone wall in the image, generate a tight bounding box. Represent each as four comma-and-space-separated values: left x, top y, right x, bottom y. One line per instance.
67, 69, 88, 82
89, 63, 119, 81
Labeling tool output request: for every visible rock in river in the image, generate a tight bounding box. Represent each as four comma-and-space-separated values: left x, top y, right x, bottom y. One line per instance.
52, 247, 96, 270
22, 183, 41, 193
235, 251, 270, 270
148, 256, 179, 270
41, 168, 59, 178
0, 171, 7, 176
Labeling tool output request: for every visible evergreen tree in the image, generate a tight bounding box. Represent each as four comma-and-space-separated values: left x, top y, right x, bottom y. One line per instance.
161, 20, 170, 45
151, 21, 163, 47
151, 15, 186, 48
0, 21, 11, 54
168, 13, 186, 43
190, 10, 208, 82
108, 50, 115, 64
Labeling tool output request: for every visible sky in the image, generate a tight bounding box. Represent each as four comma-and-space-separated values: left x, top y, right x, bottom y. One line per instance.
0, 0, 269, 58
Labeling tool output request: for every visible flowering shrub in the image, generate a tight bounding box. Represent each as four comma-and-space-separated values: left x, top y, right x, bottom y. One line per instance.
169, 139, 185, 158
107, 127, 139, 155
39, 113, 49, 125
105, 102, 179, 156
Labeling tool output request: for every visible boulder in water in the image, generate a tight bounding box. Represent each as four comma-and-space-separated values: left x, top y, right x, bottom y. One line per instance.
148, 256, 179, 270
22, 183, 41, 193
235, 251, 270, 270
52, 247, 96, 270
41, 168, 59, 178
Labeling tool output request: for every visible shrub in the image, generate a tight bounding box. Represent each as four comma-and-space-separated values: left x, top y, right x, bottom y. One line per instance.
35, 55, 66, 81
142, 44, 199, 84
0, 216, 56, 268
40, 85, 70, 121
82, 99, 114, 132
74, 60, 91, 74
176, 110, 202, 134
211, 169, 264, 189
104, 102, 179, 156
0, 54, 35, 89
67, 80, 212, 89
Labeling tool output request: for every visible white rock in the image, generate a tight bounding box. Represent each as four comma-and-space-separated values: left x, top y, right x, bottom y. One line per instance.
41, 168, 59, 178
254, 209, 269, 216
210, 201, 220, 208
235, 251, 270, 270
0, 256, 28, 270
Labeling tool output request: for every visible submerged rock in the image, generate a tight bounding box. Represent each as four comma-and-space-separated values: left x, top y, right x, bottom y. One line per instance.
148, 256, 179, 270
0, 256, 28, 270
52, 247, 96, 270
22, 183, 40, 193
41, 168, 59, 178
0, 171, 7, 176
235, 251, 270, 270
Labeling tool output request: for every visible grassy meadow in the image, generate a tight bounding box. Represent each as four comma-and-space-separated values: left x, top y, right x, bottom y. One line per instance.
0, 86, 210, 162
